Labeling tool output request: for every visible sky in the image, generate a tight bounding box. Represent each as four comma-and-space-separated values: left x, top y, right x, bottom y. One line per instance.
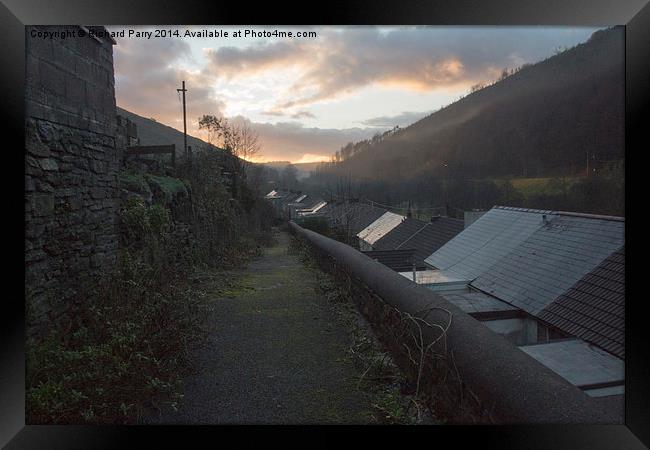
112, 26, 597, 163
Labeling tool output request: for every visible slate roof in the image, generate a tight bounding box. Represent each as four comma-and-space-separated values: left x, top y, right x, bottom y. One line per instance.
329, 203, 387, 236
357, 211, 405, 245
425, 206, 554, 280
350, 205, 388, 235
471, 214, 624, 317
310, 202, 338, 219
296, 200, 327, 216
320, 201, 345, 227
537, 247, 625, 359
396, 217, 465, 265
373, 217, 428, 250
362, 248, 421, 272
303, 200, 327, 215
296, 196, 322, 209
519, 339, 624, 390
278, 192, 301, 206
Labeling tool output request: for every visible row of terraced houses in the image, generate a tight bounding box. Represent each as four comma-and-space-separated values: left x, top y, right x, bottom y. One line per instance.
266, 189, 625, 417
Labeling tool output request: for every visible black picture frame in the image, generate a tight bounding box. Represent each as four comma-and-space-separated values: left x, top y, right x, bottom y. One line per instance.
2, 0, 648, 447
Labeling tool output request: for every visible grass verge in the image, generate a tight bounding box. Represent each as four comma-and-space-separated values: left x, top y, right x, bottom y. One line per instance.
288, 236, 438, 425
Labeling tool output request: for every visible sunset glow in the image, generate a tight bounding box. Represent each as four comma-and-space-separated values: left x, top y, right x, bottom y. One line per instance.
113, 26, 596, 163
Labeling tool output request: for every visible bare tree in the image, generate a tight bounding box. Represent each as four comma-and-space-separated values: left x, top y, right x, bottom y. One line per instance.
198, 114, 262, 178
232, 120, 261, 177
198, 114, 228, 147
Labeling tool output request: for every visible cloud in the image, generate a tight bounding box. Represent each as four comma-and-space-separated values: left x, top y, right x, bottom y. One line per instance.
114, 35, 376, 163
243, 120, 378, 162
200, 27, 596, 109
231, 116, 379, 161
290, 110, 315, 119
204, 41, 310, 77
361, 110, 433, 128
113, 26, 597, 162
261, 109, 285, 117
114, 35, 226, 131
260, 108, 315, 119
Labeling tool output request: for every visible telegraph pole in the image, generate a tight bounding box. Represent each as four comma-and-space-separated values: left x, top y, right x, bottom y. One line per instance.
177, 81, 188, 158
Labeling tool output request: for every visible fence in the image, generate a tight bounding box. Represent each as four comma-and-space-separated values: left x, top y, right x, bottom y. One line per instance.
125, 144, 176, 168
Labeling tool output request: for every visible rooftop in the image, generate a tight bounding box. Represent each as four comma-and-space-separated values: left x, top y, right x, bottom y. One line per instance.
396, 217, 465, 265
329, 203, 388, 235
373, 217, 428, 250
471, 213, 624, 316
357, 211, 406, 245
363, 248, 420, 272
537, 247, 625, 359
520, 339, 624, 397
425, 206, 556, 281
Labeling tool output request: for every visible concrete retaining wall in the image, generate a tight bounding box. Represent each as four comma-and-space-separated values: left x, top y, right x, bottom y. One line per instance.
289, 221, 619, 424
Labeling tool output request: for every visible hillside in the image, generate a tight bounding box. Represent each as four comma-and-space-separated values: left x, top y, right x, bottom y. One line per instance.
116, 109, 319, 179
322, 27, 624, 182
117, 106, 217, 157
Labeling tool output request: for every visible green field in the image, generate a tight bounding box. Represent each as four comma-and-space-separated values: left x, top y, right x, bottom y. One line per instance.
494, 176, 583, 198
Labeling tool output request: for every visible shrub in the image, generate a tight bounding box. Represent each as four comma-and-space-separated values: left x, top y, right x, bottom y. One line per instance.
26, 250, 211, 424
26, 150, 274, 424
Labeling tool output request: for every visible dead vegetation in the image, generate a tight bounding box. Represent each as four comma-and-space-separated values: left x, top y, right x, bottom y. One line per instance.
289, 236, 439, 424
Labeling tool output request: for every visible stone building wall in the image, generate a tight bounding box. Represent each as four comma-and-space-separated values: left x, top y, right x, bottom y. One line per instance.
25, 26, 120, 321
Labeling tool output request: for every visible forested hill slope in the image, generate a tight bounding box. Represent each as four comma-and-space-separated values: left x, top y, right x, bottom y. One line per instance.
325, 27, 624, 181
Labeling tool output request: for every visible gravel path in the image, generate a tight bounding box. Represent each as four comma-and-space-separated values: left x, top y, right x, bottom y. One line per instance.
149, 229, 375, 424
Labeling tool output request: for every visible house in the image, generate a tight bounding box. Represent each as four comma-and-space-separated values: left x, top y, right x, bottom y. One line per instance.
328, 202, 388, 242
399, 205, 625, 400
424, 206, 555, 282
287, 195, 327, 219
356, 211, 406, 251
360, 248, 419, 272
376, 215, 464, 267
537, 247, 624, 359
294, 199, 328, 217
267, 190, 302, 219
277, 195, 625, 404
372, 217, 429, 251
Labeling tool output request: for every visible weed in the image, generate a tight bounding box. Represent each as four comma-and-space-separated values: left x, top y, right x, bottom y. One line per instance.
290, 236, 436, 424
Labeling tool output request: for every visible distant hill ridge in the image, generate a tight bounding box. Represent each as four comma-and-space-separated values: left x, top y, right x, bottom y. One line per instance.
323, 27, 624, 181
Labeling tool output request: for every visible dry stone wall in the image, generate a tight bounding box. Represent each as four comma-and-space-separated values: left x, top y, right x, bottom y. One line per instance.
25, 26, 120, 322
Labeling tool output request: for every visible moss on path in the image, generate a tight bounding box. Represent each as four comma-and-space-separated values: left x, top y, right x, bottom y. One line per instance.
150, 229, 376, 424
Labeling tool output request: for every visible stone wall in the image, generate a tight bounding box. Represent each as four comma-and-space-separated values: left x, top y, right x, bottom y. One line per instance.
25, 26, 120, 323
